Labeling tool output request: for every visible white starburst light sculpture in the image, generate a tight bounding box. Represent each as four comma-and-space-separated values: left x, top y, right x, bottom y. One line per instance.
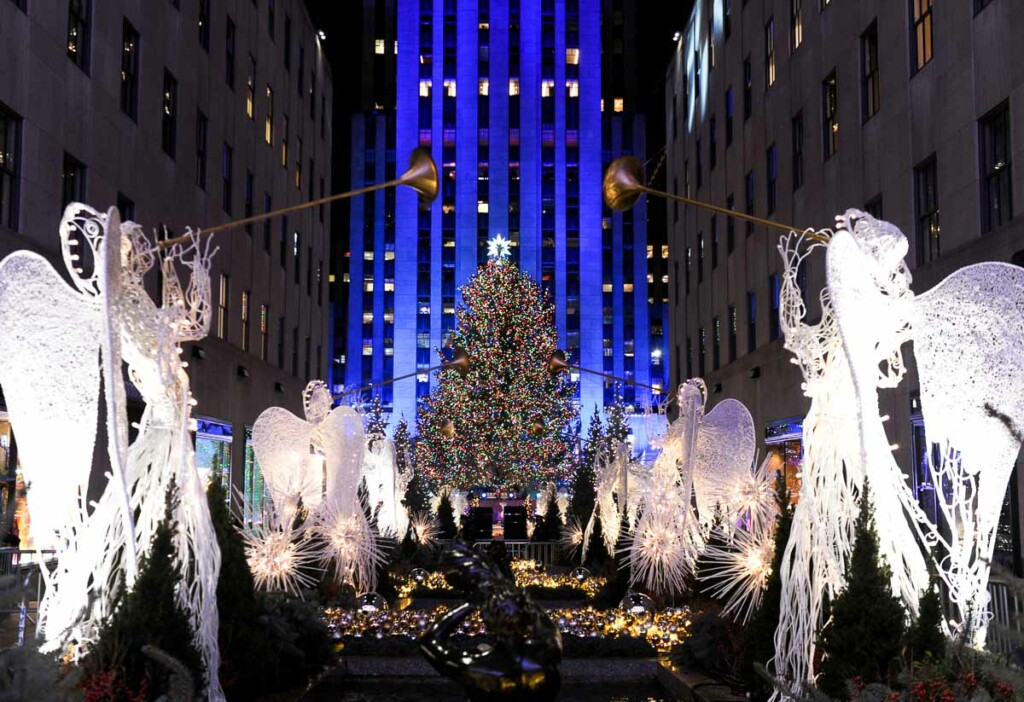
700, 522, 775, 624
0, 204, 225, 700
409, 510, 439, 547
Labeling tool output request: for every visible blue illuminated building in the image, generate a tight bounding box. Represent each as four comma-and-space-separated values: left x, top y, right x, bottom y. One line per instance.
334, 0, 668, 446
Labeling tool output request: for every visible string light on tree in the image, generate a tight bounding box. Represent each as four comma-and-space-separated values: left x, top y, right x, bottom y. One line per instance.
416, 256, 577, 490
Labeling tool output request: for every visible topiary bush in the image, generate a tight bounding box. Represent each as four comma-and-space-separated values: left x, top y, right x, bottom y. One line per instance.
82, 478, 205, 700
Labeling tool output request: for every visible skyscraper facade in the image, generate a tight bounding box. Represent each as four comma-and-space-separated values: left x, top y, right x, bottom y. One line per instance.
0, 0, 332, 515
338, 0, 668, 446
665, 0, 1024, 572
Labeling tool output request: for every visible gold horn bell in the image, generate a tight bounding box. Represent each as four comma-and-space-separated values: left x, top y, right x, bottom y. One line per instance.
444, 347, 472, 378
547, 349, 570, 375
602, 156, 646, 212
400, 147, 440, 207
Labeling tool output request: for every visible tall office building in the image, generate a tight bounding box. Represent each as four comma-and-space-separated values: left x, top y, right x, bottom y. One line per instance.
665, 0, 1024, 570
0, 0, 332, 519
337, 0, 669, 448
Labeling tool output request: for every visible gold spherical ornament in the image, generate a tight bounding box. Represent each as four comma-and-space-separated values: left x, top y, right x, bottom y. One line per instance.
528, 417, 545, 436
441, 419, 456, 437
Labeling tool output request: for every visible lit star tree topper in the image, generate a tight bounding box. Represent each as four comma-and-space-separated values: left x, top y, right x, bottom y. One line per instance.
416, 258, 578, 491
487, 234, 512, 261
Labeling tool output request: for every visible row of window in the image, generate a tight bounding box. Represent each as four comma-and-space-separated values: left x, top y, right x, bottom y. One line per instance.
679, 99, 1013, 373
214, 273, 322, 379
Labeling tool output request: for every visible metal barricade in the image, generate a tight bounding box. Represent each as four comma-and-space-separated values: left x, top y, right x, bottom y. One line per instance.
0, 548, 57, 641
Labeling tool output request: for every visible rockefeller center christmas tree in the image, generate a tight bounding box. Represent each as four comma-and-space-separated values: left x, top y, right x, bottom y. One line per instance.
417, 243, 578, 490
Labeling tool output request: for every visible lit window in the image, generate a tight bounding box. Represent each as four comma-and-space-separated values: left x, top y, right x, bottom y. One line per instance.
661, 245, 669, 258
566, 80, 579, 98
384, 250, 395, 261
419, 80, 431, 97
479, 79, 489, 96
600, 98, 605, 112
613, 97, 624, 112
477, 201, 489, 213
623, 283, 634, 293
384, 281, 395, 292
364, 251, 374, 260
385, 347, 394, 356
444, 80, 456, 97
541, 80, 555, 98
566, 47, 579, 65
362, 344, 373, 356
374, 39, 385, 54
362, 312, 373, 323
646, 245, 654, 258
393, 40, 398, 54
509, 78, 520, 96
364, 280, 373, 292
479, 21, 489, 30
647, 273, 654, 283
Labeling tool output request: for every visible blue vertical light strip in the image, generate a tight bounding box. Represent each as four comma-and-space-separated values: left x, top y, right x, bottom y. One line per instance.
577, 0, 603, 415
393, 0, 422, 426
518, 0, 541, 277
346, 113, 366, 391
553, 0, 567, 346
372, 115, 387, 390
489, 1, 509, 246
632, 115, 652, 402
455, 0, 478, 292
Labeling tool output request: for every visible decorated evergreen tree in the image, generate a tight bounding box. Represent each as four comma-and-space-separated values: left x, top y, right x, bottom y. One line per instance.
533, 489, 564, 542
907, 578, 946, 662
604, 397, 631, 461
436, 491, 458, 539
84, 478, 205, 698
584, 504, 610, 571
743, 470, 793, 694
816, 481, 906, 698
206, 468, 273, 699
365, 395, 388, 449
569, 409, 603, 525
416, 249, 578, 490
393, 415, 414, 475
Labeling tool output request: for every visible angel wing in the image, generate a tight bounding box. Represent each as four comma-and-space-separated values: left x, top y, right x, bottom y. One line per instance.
251, 407, 321, 520
913, 262, 1024, 469
692, 399, 756, 527
319, 405, 365, 513
0, 251, 102, 548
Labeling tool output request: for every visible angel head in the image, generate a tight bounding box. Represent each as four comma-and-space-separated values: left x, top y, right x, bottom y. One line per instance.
836, 208, 911, 286
303, 380, 333, 425
677, 378, 708, 413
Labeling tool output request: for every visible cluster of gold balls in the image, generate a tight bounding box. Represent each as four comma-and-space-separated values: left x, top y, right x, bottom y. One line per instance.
321, 604, 693, 653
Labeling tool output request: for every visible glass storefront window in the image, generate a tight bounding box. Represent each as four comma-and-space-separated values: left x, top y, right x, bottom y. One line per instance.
765, 417, 803, 502
195, 417, 231, 501
244, 426, 267, 527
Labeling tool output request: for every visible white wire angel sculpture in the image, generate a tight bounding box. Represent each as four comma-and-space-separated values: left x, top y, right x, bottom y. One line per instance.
772, 209, 1024, 694
249, 381, 384, 593
0, 204, 224, 700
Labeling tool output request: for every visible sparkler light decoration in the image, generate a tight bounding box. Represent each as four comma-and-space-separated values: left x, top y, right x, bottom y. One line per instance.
772, 210, 1024, 692
0, 204, 225, 700
409, 510, 439, 547
559, 516, 585, 560
700, 522, 776, 624
243, 521, 319, 596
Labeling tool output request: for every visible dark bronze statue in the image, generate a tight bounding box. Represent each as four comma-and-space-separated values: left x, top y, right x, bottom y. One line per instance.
419, 540, 563, 701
